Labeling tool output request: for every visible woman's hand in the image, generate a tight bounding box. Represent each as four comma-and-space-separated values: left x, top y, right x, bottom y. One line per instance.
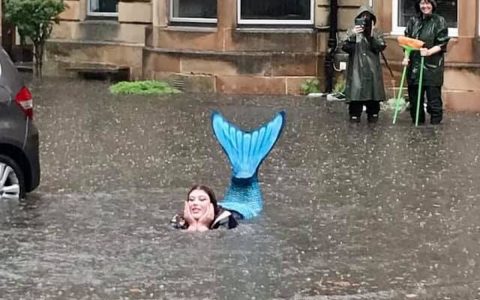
183, 202, 214, 232
421, 46, 442, 57
420, 48, 431, 57
197, 203, 215, 232
183, 201, 198, 231
402, 57, 410, 66
353, 25, 364, 34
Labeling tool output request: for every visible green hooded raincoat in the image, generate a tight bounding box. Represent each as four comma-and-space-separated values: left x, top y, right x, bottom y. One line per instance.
342, 6, 386, 103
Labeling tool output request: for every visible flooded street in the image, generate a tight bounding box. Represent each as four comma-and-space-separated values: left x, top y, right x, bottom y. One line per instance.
1, 77, 480, 299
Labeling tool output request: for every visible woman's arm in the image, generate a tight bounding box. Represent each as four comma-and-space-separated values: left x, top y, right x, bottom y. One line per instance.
369, 27, 386, 53
434, 16, 450, 52
170, 214, 188, 229
421, 17, 450, 57
341, 28, 358, 54
404, 17, 415, 38
420, 45, 442, 57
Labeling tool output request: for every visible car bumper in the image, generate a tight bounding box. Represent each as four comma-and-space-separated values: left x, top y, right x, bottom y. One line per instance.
24, 121, 40, 192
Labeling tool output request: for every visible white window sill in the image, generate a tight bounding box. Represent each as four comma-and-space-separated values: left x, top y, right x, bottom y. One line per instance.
391, 27, 458, 37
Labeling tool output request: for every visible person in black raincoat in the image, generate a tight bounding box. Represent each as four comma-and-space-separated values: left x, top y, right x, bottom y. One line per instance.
342, 5, 386, 123
403, 0, 450, 125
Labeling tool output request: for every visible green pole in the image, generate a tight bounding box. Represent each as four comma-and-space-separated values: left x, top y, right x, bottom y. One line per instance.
392, 49, 411, 124
415, 56, 425, 127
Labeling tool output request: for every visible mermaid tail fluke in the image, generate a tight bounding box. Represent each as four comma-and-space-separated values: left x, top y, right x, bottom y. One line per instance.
211, 111, 286, 219
211, 111, 285, 179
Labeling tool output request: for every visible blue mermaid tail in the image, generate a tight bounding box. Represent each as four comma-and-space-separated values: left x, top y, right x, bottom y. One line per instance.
211, 111, 286, 219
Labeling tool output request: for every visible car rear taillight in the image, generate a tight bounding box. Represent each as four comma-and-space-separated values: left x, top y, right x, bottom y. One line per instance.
15, 86, 33, 119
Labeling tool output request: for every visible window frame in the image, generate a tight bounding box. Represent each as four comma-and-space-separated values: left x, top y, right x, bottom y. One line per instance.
237, 0, 314, 26
169, 0, 218, 24
391, 0, 458, 37
87, 0, 118, 17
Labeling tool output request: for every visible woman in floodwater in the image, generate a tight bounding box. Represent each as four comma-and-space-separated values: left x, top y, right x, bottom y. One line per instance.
170, 185, 238, 231
170, 110, 286, 232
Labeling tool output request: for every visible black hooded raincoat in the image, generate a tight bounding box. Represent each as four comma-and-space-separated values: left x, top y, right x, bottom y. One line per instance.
405, 13, 450, 86
342, 6, 386, 103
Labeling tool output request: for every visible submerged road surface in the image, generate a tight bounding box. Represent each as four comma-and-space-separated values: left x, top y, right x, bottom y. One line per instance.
1, 78, 480, 299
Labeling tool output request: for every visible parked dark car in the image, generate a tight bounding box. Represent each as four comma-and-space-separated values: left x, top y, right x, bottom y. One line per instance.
0, 46, 40, 200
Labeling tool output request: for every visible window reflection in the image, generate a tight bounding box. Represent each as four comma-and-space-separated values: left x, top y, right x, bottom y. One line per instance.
171, 0, 217, 19
89, 0, 118, 13
240, 0, 311, 21
398, 0, 457, 28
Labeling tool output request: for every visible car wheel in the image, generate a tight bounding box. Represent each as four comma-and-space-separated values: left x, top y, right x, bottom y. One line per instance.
0, 154, 25, 200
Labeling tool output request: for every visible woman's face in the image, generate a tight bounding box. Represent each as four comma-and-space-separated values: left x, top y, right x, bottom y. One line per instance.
419, 0, 433, 15
187, 189, 211, 220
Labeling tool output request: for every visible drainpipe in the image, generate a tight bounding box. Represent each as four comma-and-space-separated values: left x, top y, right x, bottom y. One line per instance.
324, 0, 338, 92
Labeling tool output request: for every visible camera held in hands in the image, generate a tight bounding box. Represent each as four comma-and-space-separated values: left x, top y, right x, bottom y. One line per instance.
355, 17, 367, 27
355, 16, 372, 37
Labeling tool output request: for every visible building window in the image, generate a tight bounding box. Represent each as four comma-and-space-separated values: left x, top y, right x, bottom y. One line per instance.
170, 0, 217, 23
238, 0, 314, 25
88, 0, 118, 17
392, 0, 458, 36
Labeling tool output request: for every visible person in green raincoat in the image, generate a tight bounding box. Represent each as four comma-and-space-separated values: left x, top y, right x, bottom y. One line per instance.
402, 0, 450, 125
342, 6, 386, 123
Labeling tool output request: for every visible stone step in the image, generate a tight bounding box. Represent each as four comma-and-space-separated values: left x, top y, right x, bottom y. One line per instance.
65, 63, 130, 82
15, 62, 33, 73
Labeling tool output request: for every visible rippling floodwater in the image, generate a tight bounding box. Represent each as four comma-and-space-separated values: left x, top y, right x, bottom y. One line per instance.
1, 77, 480, 299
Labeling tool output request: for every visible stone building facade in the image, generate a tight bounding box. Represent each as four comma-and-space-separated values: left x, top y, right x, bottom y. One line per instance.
2, 0, 479, 110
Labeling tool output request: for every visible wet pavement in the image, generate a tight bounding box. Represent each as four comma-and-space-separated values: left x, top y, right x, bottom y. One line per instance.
1, 77, 480, 299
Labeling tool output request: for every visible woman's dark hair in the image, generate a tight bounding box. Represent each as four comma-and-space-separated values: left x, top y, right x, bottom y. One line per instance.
415, 0, 437, 14
187, 184, 219, 213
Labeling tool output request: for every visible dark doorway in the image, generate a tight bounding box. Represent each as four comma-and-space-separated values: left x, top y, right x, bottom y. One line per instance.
1, 12, 33, 63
